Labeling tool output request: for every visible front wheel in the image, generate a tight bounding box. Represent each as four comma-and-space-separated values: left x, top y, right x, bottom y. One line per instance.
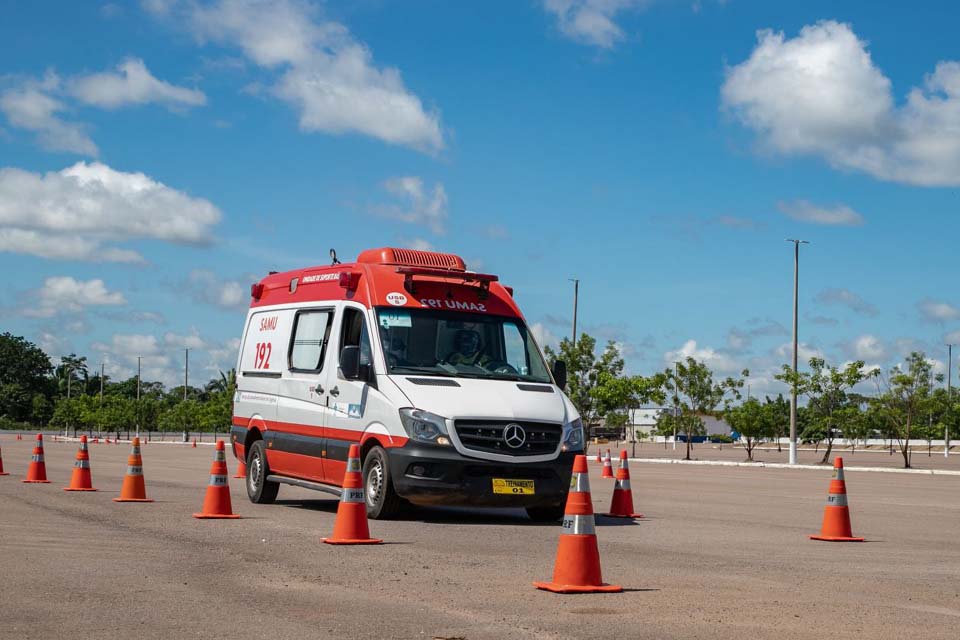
246, 440, 279, 504
362, 446, 404, 520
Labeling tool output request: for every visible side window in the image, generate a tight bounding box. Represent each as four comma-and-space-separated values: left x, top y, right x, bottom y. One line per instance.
503, 322, 529, 375
289, 310, 333, 372
340, 308, 372, 367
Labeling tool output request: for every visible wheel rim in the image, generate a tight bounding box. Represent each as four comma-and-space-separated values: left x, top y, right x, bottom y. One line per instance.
249, 450, 262, 493
366, 457, 383, 508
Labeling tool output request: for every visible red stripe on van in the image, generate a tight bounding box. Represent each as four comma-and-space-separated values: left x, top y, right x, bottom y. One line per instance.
231, 415, 408, 448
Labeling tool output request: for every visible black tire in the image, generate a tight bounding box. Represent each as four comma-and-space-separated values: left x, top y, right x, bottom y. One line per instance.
526, 503, 566, 522
362, 446, 404, 520
246, 440, 279, 504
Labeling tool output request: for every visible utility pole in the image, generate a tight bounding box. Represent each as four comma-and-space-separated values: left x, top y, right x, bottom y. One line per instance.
66, 366, 72, 438
136, 356, 142, 441
99, 362, 104, 439
569, 278, 579, 348
183, 348, 189, 443
673, 361, 680, 451
786, 239, 809, 465
947, 344, 953, 458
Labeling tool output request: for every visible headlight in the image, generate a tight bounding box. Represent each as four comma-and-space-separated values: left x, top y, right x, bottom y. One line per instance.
561, 417, 584, 452
399, 408, 451, 446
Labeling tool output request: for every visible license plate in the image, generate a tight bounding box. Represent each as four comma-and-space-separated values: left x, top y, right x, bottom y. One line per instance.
492, 478, 535, 495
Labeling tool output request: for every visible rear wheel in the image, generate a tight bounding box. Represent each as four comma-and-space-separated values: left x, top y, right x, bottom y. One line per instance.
362, 446, 404, 520
246, 440, 279, 504
525, 503, 566, 522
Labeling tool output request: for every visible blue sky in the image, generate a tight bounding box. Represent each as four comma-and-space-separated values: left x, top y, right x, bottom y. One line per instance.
2, 0, 960, 395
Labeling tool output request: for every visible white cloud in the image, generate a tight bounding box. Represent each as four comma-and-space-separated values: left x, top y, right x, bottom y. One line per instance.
850, 334, 887, 361
374, 177, 448, 234
813, 288, 878, 316
399, 237, 434, 251
170, 0, 443, 152
23, 276, 126, 318
0, 161, 221, 262
164, 329, 207, 350
722, 20, 960, 186
0, 73, 98, 156
774, 341, 824, 363
542, 0, 645, 49
665, 339, 740, 373
186, 269, 250, 310
69, 58, 206, 110
917, 297, 960, 322
530, 322, 560, 352
777, 200, 864, 226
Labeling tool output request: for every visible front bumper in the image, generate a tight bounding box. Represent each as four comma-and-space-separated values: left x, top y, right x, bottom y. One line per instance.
388, 441, 578, 508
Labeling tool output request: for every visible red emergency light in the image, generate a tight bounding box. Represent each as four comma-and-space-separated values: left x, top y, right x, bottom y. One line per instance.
250, 283, 264, 300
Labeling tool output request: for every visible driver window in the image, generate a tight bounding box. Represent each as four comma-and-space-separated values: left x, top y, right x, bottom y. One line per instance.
339, 307, 372, 367
503, 322, 529, 375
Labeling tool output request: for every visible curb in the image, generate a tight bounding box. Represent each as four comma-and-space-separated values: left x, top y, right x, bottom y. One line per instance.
626, 457, 960, 477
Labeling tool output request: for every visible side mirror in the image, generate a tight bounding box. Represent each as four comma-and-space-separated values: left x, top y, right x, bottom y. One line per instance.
340, 345, 361, 380
552, 359, 567, 390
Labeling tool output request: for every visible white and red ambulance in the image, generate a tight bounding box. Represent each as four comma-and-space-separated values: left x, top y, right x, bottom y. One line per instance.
231, 247, 583, 520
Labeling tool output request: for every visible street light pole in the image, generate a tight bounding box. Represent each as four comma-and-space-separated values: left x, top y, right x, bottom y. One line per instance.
569, 278, 579, 348
183, 348, 189, 443
673, 361, 680, 451
136, 356, 141, 441
786, 239, 809, 465
99, 362, 104, 439
946, 344, 953, 458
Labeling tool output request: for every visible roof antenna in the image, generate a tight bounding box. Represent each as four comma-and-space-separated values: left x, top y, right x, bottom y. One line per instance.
329, 248, 341, 265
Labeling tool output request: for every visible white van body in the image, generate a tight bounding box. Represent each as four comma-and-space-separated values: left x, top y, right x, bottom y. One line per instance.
231, 248, 583, 519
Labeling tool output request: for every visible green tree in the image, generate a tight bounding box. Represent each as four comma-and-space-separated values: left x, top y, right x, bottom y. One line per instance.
776, 358, 876, 464
0, 333, 53, 420
663, 358, 747, 460
873, 352, 938, 468
30, 393, 53, 426
725, 397, 773, 461
544, 334, 625, 429
159, 400, 201, 439
763, 394, 790, 453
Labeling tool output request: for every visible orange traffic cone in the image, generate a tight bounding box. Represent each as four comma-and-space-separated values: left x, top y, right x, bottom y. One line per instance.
192, 439, 197, 448
193, 440, 240, 519
233, 458, 246, 479
0, 444, 9, 475
534, 455, 622, 593
22, 434, 51, 483
323, 444, 382, 545
113, 437, 153, 502
601, 449, 614, 478
595, 449, 601, 463
604, 450, 642, 518
64, 435, 96, 491
810, 457, 864, 542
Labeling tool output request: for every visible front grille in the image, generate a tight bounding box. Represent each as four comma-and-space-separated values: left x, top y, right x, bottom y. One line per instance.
454, 420, 562, 456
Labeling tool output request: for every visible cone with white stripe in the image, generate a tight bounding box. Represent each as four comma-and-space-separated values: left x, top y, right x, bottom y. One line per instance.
810, 457, 863, 542
193, 440, 240, 519
113, 437, 153, 502
594, 449, 601, 463
604, 450, 642, 518
22, 434, 51, 483
64, 435, 96, 491
534, 454, 622, 593
601, 449, 614, 478
0, 444, 9, 475
323, 444, 382, 545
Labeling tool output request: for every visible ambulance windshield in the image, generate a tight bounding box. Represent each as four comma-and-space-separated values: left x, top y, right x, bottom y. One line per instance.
376, 308, 552, 383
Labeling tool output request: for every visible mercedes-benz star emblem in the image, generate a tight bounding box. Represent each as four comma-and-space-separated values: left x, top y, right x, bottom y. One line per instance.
503, 423, 526, 449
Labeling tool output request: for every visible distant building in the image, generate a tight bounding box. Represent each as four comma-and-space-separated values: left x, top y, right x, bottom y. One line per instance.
627, 407, 732, 438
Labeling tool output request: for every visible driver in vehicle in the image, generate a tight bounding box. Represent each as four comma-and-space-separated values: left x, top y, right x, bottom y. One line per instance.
446, 329, 492, 367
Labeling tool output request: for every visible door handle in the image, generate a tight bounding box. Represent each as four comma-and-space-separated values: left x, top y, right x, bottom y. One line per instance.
314, 385, 324, 395
329, 386, 340, 397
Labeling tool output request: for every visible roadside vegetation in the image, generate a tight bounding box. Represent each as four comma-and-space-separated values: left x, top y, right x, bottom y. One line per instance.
1, 330, 955, 466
